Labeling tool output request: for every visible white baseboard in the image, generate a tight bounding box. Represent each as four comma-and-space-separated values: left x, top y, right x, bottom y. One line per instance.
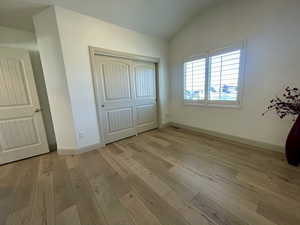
58, 143, 105, 155
159, 122, 172, 129
58, 122, 285, 155
169, 122, 284, 153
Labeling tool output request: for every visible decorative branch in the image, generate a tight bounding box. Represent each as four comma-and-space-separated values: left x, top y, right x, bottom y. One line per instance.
263, 87, 300, 119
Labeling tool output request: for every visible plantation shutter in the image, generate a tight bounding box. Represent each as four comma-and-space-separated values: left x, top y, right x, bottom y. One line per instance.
209, 50, 241, 101
184, 58, 206, 102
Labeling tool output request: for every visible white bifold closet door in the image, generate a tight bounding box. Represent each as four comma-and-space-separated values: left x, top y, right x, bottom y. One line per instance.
94, 55, 157, 144
0, 47, 49, 165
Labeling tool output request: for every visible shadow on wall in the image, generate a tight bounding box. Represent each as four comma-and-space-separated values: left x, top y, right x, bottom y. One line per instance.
29, 51, 57, 151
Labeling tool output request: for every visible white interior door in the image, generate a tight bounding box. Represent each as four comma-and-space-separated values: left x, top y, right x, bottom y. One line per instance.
133, 62, 157, 133
93, 55, 158, 144
0, 47, 49, 165
94, 56, 137, 143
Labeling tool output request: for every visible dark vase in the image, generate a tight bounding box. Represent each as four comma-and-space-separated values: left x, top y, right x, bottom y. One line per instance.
286, 115, 300, 166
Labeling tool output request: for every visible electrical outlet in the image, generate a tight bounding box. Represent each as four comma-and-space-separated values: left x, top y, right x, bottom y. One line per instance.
78, 131, 85, 139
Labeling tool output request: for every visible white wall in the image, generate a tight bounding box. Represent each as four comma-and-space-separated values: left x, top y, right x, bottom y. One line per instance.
169, 0, 300, 149
0, 25, 56, 149
33, 8, 78, 150
34, 6, 169, 150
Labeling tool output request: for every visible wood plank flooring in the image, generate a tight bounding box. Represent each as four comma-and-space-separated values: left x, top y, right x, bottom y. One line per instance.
1, 127, 300, 225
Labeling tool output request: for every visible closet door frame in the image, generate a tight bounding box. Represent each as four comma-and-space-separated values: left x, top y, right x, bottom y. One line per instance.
89, 46, 161, 146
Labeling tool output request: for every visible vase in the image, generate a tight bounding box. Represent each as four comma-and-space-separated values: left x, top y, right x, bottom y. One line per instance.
286, 115, 300, 166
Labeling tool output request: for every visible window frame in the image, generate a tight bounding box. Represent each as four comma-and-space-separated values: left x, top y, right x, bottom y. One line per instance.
182, 42, 246, 108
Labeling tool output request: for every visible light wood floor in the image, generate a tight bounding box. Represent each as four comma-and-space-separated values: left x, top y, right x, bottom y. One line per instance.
1, 127, 300, 225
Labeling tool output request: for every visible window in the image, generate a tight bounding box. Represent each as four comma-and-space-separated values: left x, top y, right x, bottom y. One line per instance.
183, 45, 244, 106
209, 50, 241, 102
184, 58, 206, 102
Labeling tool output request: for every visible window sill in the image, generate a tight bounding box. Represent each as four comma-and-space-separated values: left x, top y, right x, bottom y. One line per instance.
183, 101, 241, 109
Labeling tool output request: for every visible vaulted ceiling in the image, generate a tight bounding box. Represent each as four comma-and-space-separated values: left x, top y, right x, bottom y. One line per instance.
0, 0, 224, 39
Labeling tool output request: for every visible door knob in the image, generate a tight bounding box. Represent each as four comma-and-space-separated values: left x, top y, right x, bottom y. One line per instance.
35, 108, 42, 113
101, 105, 105, 108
